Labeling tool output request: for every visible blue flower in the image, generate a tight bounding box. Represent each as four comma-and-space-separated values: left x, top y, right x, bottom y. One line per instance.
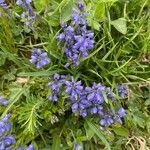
74, 144, 83, 150
26, 144, 35, 150
57, 3, 94, 66
90, 107, 98, 114
71, 103, 79, 113
99, 114, 114, 126
26, 0, 32, 4
105, 87, 115, 100
65, 79, 83, 101
48, 74, 66, 102
80, 109, 87, 117
86, 83, 105, 104
0, 113, 16, 149
0, 114, 11, 136
16, 0, 23, 6
16, 0, 35, 30
4, 135, 16, 146
118, 108, 126, 118
78, 2, 85, 11
0, 0, 7, 8
30, 49, 50, 68
117, 84, 128, 98
0, 96, 9, 106
48, 74, 128, 128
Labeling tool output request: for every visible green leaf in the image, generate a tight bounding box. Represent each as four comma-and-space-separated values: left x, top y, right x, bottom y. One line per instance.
52, 135, 61, 150
111, 18, 127, 34
133, 115, 145, 128
1, 85, 30, 118
112, 126, 129, 137
86, 120, 111, 150
18, 97, 43, 134
84, 123, 95, 140
80, 44, 104, 62
17, 69, 63, 77
146, 117, 150, 133
94, 3, 105, 20
102, 91, 109, 103
93, 20, 101, 30
144, 99, 150, 106
60, 0, 73, 22
47, 17, 60, 27
48, 0, 69, 17
33, 0, 47, 11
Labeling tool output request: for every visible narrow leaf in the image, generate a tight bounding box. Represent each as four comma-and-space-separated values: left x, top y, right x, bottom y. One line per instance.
86, 120, 111, 150
112, 126, 129, 137
52, 135, 61, 150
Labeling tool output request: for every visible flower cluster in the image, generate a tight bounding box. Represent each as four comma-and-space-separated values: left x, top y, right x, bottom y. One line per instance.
48, 74, 128, 127
0, 113, 16, 149
57, 2, 94, 66
16, 0, 36, 30
0, 96, 9, 106
0, 96, 35, 150
117, 84, 128, 98
48, 73, 66, 102
30, 48, 50, 69
0, 0, 7, 8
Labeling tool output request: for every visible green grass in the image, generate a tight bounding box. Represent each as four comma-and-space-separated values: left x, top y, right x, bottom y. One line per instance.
0, 0, 150, 149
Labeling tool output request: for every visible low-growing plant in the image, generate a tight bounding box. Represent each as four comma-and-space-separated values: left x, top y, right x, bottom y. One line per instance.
0, 0, 150, 149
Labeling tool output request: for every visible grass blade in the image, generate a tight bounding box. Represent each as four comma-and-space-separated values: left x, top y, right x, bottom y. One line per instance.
86, 120, 111, 150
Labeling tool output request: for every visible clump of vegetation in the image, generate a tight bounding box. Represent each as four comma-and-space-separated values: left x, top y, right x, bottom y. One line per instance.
0, 0, 150, 149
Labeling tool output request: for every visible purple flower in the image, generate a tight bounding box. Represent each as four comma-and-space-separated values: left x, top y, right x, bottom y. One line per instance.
97, 105, 104, 116
65, 79, 83, 101
80, 109, 87, 117
26, 0, 32, 4
0, 0, 7, 8
86, 83, 105, 104
0, 96, 9, 106
57, 3, 94, 66
26, 144, 35, 150
4, 135, 16, 146
80, 99, 92, 108
90, 107, 98, 114
0, 114, 11, 136
74, 144, 83, 150
16, 0, 23, 6
71, 8, 87, 25
30, 49, 50, 68
105, 87, 115, 100
99, 119, 107, 126
117, 84, 128, 98
78, 2, 85, 11
99, 115, 114, 126
118, 108, 126, 118
0, 142, 5, 150
61, 22, 68, 28
48, 74, 66, 102
48, 74, 128, 128
0, 113, 16, 149
16, 0, 35, 30
48, 95, 58, 102
71, 103, 78, 113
